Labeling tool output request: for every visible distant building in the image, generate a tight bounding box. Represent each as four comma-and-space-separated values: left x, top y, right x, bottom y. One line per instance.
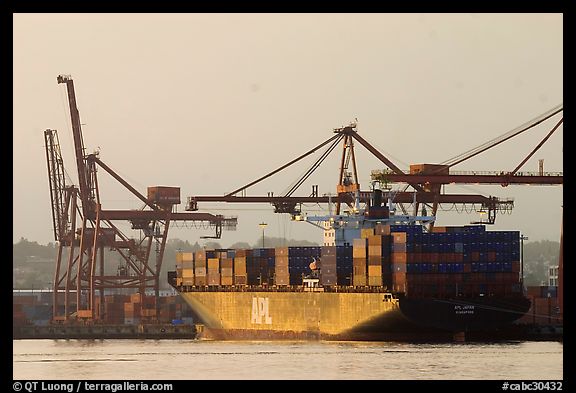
548, 265, 559, 287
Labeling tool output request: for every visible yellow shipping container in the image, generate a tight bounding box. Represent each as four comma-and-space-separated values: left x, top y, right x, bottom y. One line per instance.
207, 258, 219, 270
361, 228, 374, 239
368, 276, 383, 286
182, 269, 194, 278
234, 257, 247, 274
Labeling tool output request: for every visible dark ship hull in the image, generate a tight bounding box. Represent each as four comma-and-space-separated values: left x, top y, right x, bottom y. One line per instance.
398, 295, 532, 332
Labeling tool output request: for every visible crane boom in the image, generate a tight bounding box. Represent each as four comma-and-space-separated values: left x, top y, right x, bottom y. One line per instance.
57, 75, 94, 216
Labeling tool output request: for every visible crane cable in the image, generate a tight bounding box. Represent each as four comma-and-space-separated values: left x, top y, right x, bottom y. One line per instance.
440, 104, 563, 167
282, 133, 344, 197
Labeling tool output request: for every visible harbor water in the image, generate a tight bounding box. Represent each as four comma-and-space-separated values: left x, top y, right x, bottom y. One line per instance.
13, 339, 562, 380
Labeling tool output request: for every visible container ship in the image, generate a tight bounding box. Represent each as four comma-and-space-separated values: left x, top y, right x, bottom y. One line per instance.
168, 197, 531, 340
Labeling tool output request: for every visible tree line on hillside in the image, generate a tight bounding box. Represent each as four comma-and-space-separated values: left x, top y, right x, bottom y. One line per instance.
12, 236, 318, 289
13, 237, 561, 289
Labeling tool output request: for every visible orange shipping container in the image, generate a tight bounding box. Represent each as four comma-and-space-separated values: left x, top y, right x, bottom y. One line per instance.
207, 273, 221, 286
275, 266, 289, 276
409, 163, 449, 175
220, 258, 233, 269
275, 247, 289, 256
141, 309, 156, 317
275, 256, 289, 267
147, 186, 180, 205
182, 269, 194, 278
374, 224, 391, 236
368, 265, 382, 276
392, 253, 407, 264
368, 234, 383, 246
221, 267, 233, 277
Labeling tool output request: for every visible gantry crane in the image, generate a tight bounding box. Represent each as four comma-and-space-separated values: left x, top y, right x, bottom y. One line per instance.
371, 105, 563, 226
186, 124, 520, 227
187, 105, 561, 231
46, 75, 237, 323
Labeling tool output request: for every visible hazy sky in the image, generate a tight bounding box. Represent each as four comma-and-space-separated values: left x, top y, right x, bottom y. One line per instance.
13, 13, 563, 247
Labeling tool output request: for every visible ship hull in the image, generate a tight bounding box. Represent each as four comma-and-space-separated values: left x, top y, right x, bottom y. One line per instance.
399, 295, 532, 332
178, 290, 530, 341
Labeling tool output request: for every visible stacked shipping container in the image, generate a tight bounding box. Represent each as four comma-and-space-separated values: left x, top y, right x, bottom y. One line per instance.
320, 246, 352, 286
173, 225, 521, 298
276, 246, 322, 286
352, 238, 367, 286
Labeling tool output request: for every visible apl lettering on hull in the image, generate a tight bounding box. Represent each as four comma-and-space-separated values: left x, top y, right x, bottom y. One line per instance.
251, 297, 272, 325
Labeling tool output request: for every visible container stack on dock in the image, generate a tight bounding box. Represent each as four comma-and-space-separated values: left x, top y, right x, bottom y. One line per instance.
103, 294, 129, 324
124, 294, 141, 325
13, 289, 196, 328
517, 285, 562, 326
